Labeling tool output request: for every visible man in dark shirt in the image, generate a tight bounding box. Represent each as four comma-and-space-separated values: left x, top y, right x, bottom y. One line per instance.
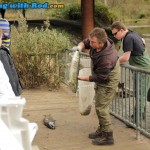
111, 21, 150, 122
73, 27, 120, 145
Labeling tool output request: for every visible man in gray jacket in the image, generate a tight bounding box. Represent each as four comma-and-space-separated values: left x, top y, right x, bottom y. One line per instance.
74, 27, 120, 145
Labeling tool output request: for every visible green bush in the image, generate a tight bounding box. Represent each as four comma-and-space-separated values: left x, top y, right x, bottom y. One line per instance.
94, 2, 117, 26
62, 4, 81, 20
60, 2, 116, 26
10, 16, 72, 89
138, 13, 146, 19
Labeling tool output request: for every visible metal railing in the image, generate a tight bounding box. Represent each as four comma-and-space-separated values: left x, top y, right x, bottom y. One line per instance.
62, 50, 150, 139
110, 63, 150, 139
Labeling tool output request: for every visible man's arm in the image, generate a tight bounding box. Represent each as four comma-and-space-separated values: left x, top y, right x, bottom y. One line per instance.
77, 76, 89, 81
72, 42, 85, 52
119, 51, 131, 63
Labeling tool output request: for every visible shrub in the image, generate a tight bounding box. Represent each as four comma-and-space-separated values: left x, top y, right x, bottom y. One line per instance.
62, 4, 81, 20
138, 13, 146, 19
10, 16, 72, 89
61, 2, 117, 26
94, 2, 117, 26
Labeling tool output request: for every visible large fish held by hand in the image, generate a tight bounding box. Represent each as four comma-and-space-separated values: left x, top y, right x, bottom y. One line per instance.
68, 50, 80, 93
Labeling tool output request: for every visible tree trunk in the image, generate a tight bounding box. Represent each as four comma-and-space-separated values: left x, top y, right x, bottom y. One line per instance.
81, 0, 94, 39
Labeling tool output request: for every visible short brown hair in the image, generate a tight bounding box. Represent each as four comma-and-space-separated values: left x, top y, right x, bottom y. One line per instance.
89, 27, 107, 43
111, 21, 127, 30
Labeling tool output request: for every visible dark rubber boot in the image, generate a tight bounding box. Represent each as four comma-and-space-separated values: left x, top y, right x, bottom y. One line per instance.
92, 131, 114, 145
88, 126, 102, 139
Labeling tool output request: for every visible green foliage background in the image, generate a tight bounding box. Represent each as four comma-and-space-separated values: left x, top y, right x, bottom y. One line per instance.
2, 0, 149, 24
1, 0, 149, 89
50, 2, 117, 26
10, 16, 72, 89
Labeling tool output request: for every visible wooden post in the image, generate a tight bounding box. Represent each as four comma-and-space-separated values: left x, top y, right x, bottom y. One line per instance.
81, 0, 94, 40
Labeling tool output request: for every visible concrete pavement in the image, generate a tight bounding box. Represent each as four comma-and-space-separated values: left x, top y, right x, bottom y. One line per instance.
22, 85, 150, 150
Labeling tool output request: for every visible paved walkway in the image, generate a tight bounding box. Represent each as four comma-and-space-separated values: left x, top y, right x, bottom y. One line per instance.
22, 85, 150, 150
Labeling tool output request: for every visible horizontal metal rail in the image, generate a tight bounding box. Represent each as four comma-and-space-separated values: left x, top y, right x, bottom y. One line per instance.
62, 50, 150, 139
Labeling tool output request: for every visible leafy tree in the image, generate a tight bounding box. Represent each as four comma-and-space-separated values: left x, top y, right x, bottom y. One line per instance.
96, 0, 149, 22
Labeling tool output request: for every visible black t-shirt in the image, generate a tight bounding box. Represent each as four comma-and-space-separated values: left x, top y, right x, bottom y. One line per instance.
123, 30, 145, 56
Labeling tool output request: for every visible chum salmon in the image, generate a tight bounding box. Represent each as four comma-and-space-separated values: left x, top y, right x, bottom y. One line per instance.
68, 50, 80, 93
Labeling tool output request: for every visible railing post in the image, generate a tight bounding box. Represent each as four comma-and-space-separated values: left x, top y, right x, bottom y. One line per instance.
135, 71, 140, 140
